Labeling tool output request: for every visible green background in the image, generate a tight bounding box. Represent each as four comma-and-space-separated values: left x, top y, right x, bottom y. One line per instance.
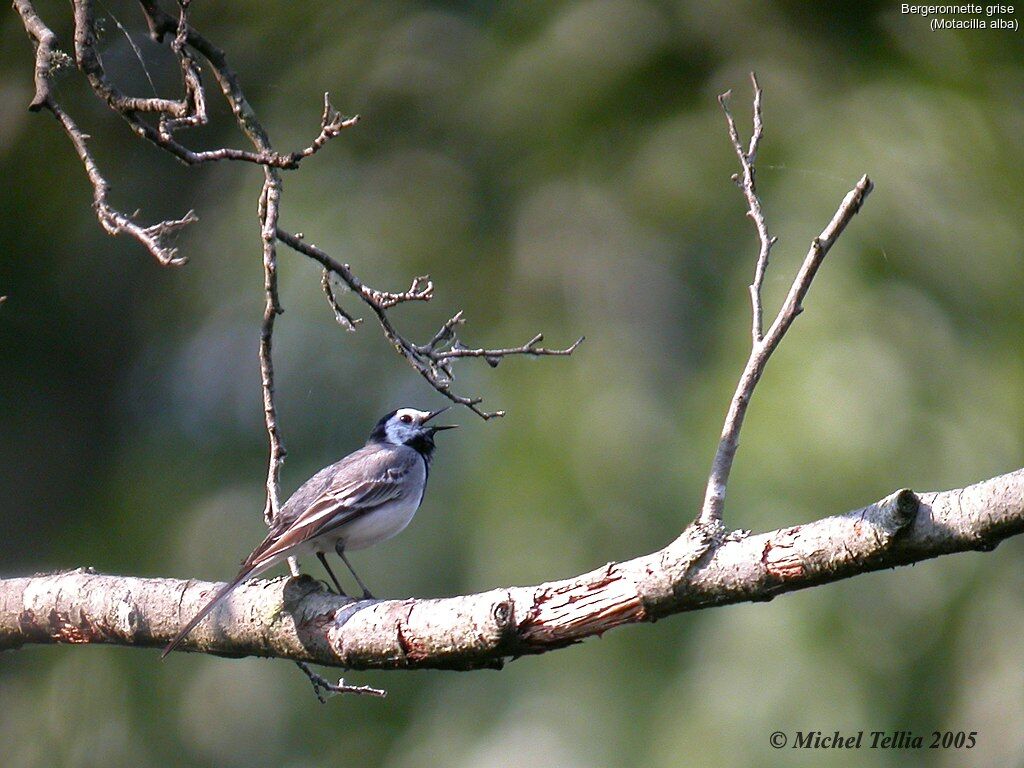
1, 1, 1022, 766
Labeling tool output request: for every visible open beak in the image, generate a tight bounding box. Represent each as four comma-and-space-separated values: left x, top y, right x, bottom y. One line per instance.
424, 406, 458, 431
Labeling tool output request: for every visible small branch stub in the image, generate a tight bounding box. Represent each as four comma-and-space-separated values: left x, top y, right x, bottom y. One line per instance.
294, 661, 386, 702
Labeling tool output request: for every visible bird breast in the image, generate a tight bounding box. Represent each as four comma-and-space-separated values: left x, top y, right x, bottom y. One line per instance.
333, 490, 424, 551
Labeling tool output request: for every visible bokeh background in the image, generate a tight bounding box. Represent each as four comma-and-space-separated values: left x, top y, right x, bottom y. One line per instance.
1, 1, 1022, 766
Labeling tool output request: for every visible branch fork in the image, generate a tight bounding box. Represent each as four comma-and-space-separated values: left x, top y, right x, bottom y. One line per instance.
697, 73, 873, 529
3, 468, 1022, 668
19, 11, 1002, 707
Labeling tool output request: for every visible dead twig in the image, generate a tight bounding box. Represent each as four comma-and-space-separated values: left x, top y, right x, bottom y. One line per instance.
16, 0, 582, 518
276, 229, 583, 420
294, 661, 387, 702
13, 0, 582, 695
697, 73, 873, 528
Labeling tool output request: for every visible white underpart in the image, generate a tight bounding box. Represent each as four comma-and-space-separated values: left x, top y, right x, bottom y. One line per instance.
311, 458, 427, 552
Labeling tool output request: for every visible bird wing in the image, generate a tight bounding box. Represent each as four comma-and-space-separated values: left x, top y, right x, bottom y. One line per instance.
162, 444, 422, 658
244, 445, 420, 568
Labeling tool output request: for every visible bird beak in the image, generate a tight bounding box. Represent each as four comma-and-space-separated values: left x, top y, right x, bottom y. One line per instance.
424, 406, 458, 431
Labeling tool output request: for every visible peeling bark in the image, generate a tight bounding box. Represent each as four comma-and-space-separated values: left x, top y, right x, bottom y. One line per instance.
2, 469, 1021, 670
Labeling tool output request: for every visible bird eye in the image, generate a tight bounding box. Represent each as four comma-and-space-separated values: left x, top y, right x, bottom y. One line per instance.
399, 414, 412, 424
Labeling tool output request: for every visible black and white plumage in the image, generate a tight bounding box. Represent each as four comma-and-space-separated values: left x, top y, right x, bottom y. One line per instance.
162, 407, 456, 657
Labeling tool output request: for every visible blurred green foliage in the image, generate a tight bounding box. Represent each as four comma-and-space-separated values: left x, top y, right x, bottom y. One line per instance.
1, 1, 1022, 766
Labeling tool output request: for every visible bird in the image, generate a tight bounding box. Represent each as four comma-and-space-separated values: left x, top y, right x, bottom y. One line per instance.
161, 406, 457, 657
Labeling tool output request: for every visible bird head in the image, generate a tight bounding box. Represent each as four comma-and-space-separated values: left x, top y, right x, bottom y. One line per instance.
369, 407, 458, 452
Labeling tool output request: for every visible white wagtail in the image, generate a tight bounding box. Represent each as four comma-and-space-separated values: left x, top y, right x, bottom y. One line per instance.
162, 407, 456, 657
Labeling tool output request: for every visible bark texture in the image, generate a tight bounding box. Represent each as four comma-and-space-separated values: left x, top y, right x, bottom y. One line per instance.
3, 468, 1021, 670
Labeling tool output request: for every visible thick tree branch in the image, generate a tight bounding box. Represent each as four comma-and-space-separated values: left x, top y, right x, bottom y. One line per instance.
11, 1, 583, 686
2, 469, 1021, 667
11, 7, 1010, 701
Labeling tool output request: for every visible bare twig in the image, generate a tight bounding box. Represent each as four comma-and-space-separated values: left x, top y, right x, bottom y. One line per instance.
719, 74, 777, 344
71, 1, 186, 116
697, 76, 873, 528
276, 228, 583, 419
16, 0, 347, 176
11, 0, 58, 111
157, 2, 206, 137
294, 661, 387, 702
257, 178, 286, 528
11, 0, 572, 694
289, 93, 360, 162
13, 1, 198, 265
50, 100, 197, 265
366, 275, 435, 310
426, 333, 584, 363
322, 270, 362, 332
132, 1, 356, 169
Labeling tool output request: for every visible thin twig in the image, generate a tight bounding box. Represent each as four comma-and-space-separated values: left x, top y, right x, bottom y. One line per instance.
321, 270, 362, 332
158, 3, 207, 137
13, 0, 197, 264
719, 73, 777, 344
289, 92, 360, 162
294, 661, 387, 702
698, 74, 873, 528
14, 0, 582, 693
50, 100, 196, 265
11, 0, 58, 111
133, 1, 355, 169
429, 334, 584, 362
257, 178, 286, 528
20, 1, 353, 173
275, 228, 583, 419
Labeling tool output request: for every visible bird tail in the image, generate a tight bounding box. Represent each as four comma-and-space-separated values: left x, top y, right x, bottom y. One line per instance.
161, 567, 256, 658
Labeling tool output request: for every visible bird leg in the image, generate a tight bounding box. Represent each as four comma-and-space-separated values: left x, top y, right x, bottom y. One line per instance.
335, 542, 375, 599
316, 551, 347, 597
